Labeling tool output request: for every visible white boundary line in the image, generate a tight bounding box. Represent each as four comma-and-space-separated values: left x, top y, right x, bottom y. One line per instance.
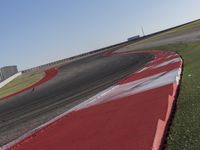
0, 72, 22, 89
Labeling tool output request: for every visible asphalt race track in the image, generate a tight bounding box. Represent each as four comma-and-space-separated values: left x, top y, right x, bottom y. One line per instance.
0, 52, 153, 146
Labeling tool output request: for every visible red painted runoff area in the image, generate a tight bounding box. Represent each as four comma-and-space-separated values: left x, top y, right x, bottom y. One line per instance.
8, 51, 182, 150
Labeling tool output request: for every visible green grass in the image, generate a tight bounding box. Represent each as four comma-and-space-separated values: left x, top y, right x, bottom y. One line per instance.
174, 19, 200, 33
136, 20, 200, 44
0, 71, 45, 99
147, 41, 200, 150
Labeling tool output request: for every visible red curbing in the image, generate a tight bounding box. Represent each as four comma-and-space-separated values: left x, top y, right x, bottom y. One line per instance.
153, 61, 183, 150
0, 68, 58, 100
152, 84, 177, 150
2, 50, 183, 150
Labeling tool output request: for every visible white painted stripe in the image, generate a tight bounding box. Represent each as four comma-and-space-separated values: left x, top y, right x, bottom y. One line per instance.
136, 67, 149, 73
153, 58, 181, 69
137, 57, 181, 73
0, 72, 22, 89
72, 68, 181, 111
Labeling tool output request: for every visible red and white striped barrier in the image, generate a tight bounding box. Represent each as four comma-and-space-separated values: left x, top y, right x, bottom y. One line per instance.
2, 50, 182, 150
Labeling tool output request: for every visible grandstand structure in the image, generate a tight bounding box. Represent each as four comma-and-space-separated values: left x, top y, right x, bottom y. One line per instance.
0, 66, 18, 83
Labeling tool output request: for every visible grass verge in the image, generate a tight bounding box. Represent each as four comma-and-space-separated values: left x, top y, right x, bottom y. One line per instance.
147, 41, 200, 150
0, 71, 45, 99
135, 20, 200, 44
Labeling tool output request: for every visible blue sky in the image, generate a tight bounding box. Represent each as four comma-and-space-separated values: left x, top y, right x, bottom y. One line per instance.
0, 0, 200, 70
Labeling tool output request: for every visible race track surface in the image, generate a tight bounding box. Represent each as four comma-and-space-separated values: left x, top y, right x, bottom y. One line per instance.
0, 52, 153, 146
4, 50, 182, 150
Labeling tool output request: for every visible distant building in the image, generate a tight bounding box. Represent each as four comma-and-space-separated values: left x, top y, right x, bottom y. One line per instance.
0, 66, 18, 83
127, 35, 140, 41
